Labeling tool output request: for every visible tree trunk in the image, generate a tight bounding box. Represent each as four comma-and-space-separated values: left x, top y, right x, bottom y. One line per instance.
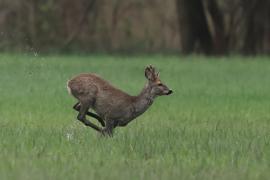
176, 0, 213, 54
241, 0, 269, 54
205, 0, 227, 54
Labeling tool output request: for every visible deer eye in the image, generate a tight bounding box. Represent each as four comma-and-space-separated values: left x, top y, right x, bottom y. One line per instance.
157, 83, 163, 86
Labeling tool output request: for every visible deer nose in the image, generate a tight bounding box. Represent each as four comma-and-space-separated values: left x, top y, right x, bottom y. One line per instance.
167, 90, 173, 95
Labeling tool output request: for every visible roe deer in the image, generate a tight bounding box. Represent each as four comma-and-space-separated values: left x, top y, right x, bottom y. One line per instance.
67, 65, 173, 136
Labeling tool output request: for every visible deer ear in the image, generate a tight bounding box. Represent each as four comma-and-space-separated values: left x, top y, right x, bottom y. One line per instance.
145, 65, 156, 81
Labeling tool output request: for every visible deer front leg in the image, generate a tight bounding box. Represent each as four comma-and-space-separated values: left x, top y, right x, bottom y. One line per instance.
77, 102, 102, 132
73, 102, 105, 127
101, 120, 116, 137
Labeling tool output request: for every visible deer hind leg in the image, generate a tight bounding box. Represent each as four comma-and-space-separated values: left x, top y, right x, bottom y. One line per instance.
73, 102, 105, 127
76, 101, 102, 132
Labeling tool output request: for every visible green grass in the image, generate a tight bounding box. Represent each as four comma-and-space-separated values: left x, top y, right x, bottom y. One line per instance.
0, 54, 270, 180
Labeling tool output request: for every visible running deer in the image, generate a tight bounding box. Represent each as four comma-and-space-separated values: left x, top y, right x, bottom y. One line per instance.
67, 65, 173, 136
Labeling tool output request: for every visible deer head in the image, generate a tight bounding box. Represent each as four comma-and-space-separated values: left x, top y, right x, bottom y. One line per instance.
144, 65, 173, 96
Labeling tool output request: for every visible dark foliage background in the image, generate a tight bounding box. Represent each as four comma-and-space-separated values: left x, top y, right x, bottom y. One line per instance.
0, 0, 269, 54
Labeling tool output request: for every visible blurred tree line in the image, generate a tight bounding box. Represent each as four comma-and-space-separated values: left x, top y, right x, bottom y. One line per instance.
0, 0, 269, 55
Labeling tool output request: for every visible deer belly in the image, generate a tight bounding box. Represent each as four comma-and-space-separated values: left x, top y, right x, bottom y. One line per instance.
93, 98, 133, 119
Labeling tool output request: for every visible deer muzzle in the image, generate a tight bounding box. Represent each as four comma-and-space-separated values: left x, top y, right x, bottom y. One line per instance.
166, 90, 173, 95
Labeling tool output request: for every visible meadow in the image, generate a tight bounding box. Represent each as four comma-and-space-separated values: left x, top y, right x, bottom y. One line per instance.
0, 54, 270, 180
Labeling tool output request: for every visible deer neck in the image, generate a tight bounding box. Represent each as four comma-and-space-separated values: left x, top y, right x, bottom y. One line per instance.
131, 83, 155, 118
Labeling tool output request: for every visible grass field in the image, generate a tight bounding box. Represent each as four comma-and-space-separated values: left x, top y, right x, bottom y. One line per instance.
0, 54, 270, 180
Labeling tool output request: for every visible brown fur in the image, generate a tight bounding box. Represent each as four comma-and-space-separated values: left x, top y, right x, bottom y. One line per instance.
67, 65, 173, 136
